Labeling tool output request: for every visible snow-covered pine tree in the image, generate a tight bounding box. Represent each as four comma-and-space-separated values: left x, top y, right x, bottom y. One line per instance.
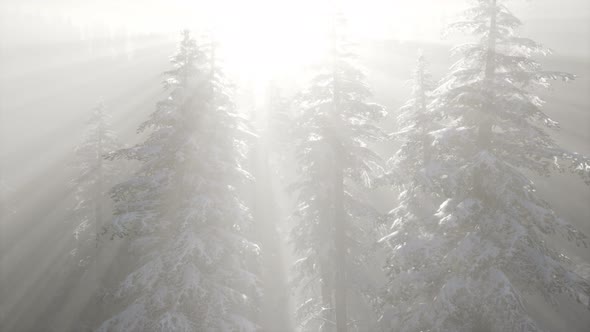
382, 1, 590, 331
70, 101, 119, 268
381, 52, 441, 231
98, 30, 258, 332
51, 101, 121, 332
290, 14, 386, 332
378, 52, 447, 327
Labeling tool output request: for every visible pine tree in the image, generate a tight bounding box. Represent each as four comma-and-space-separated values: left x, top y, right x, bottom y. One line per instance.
290, 14, 386, 331
70, 101, 119, 268
379, 53, 446, 328
382, 1, 590, 331
55, 101, 121, 331
382, 52, 441, 233
98, 30, 258, 332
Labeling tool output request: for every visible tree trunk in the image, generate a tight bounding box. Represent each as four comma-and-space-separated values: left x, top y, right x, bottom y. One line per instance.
96, 114, 103, 243
474, 0, 497, 198
331, 15, 348, 331
479, 0, 497, 150
333, 157, 347, 332
94, 107, 105, 321
320, 260, 334, 332
484, 0, 497, 82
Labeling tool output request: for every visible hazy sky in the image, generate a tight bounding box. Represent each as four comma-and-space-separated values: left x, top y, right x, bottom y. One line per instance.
1, 0, 589, 41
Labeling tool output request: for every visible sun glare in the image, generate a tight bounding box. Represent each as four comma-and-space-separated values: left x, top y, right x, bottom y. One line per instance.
204, 0, 331, 107
189, 0, 456, 108
7, 0, 456, 107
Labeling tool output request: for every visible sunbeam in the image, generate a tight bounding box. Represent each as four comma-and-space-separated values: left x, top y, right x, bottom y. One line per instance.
1, 0, 589, 331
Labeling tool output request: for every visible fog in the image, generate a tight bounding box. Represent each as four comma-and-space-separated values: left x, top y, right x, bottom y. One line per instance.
1, 0, 589, 331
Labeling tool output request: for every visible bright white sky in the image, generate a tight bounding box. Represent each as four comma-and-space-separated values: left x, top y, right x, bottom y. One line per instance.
1, 0, 588, 102
3, 0, 588, 40
2, 0, 587, 105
